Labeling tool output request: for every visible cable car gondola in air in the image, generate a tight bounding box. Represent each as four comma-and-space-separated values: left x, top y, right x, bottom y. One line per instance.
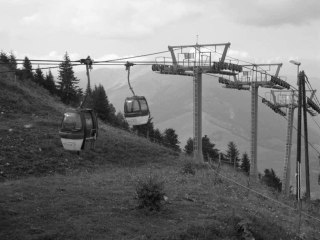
124, 95, 150, 126
124, 61, 150, 126
59, 108, 98, 151
59, 56, 99, 152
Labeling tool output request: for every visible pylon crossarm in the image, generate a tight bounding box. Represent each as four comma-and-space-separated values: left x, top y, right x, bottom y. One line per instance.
307, 97, 320, 114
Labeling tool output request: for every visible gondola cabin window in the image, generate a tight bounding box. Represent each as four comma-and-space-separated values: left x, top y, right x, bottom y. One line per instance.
61, 112, 82, 131
140, 99, 148, 111
132, 99, 140, 112
126, 100, 133, 113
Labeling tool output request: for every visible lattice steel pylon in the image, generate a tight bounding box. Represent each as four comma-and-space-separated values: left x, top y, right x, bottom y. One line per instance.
152, 42, 243, 161
193, 67, 203, 160
218, 63, 288, 178
266, 90, 297, 195
262, 88, 318, 196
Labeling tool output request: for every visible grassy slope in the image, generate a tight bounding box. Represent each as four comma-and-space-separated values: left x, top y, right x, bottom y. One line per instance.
0, 69, 319, 239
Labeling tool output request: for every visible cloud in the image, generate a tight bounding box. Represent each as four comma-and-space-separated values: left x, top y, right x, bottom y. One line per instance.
20, 14, 38, 25
228, 49, 249, 59
219, 0, 320, 27
10, 0, 203, 39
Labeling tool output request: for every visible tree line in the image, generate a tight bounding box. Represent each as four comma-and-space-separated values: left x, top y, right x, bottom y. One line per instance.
183, 136, 282, 191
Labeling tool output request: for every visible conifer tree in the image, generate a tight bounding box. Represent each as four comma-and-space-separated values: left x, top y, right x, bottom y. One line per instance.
9, 52, 17, 70
240, 152, 250, 174
184, 135, 219, 160
0, 51, 9, 64
91, 84, 110, 121
21, 56, 33, 80
184, 137, 193, 155
57, 52, 80, 105
45, 70, 56, 95
152, 128, 163, 144
202, 135, 219, 161
226, 141, 240, 167
163, 128, 180, 152
261, 168, 282, 192
34, 67, 45, 86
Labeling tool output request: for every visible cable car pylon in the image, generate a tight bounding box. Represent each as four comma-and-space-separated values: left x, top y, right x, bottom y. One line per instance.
219, 63, 287, 178
152, 42, 244, 161
262, 86, 318, 197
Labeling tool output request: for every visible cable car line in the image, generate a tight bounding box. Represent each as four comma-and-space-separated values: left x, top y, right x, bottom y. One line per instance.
3, 48, 320, 155
93, 50, 171, 63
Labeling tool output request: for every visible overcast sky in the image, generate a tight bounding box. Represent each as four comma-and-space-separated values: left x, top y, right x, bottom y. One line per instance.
1, 0, 319, 78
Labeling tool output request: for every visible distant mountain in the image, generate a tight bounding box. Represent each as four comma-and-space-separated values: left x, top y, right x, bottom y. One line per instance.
75, 66, 320, 199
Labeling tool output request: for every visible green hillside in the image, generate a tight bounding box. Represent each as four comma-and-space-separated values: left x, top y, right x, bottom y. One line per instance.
0, 68, 319, 239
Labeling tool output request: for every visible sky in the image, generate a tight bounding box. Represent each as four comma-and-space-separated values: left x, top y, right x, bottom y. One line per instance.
1, 0, 320, 79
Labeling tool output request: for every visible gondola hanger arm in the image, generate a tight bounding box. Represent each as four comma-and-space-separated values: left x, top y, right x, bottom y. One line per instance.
125, 61, 136, 96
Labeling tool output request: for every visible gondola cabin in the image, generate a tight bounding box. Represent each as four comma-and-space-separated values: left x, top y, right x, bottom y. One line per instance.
124, 96, 150, 126
59, 108, 98, 151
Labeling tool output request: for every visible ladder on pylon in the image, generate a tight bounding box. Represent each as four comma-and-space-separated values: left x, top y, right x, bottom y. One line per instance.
250, 82, 259, 177
282, 103, 295, 195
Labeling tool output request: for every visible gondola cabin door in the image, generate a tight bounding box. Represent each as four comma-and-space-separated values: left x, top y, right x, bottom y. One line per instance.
59, 108, 98, 151
124, 96, 150, 126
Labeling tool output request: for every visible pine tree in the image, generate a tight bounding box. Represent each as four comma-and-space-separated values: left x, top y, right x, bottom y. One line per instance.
9, 52, 17, 70
57, 52, 80, 105
202, 135, 219, 161
45, 70, 56, 95
152, 128, 162, 144
226, 141, 240, 167
240, 152, 250, 174
34, 67, 45, 86
261, 168, 282, 192
0, 51, 9, 64
184, 135, 219, 160
91, 84, 110, 120
22, 56, 33, 80
163, 128, 180, 152
184, 137, 193, 155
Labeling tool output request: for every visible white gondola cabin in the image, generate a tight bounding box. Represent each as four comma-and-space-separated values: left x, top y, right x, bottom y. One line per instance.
59, 108, 98, 151
124, 96, 150, 126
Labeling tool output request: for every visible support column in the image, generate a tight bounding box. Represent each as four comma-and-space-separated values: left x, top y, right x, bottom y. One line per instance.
282, 104, 294, 195
250, 83, 259, 177
296, 72, 302, 202
193, 67, 203, 161
301, 72, 310, 200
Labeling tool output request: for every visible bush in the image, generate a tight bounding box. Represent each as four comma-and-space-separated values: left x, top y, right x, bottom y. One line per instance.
261, 168, 282, 192
136, 175, 165, 211
181, 161, 196, 175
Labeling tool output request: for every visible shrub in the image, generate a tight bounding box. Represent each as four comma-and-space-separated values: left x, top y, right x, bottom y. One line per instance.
261, 168, 282, 192
181, 161, 196, 175
136, 175, 165, 211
